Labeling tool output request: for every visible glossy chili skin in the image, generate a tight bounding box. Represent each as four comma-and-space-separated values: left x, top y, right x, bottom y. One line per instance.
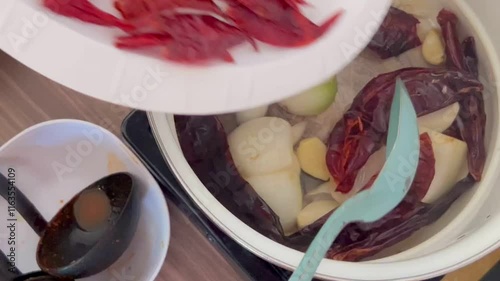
456, 91, 486, 181
368, 7, 422, 59
231, 0, 312, 23
116, 14, 255, 63
327, 181, 471, 261
114, 0, 223, 20
326, 67, 483, 194
44, 0, 342, 63
160, 14, 255, 63
325, 179, 470, 261
175, 115, 286, 240
438, 9, 486, 181
226, 0, 343, 47
114, 0, 150, 21
438, 10, 466, 71
324, 133, 436, 261
462, 37, 479, 77
115, 33, 172, 49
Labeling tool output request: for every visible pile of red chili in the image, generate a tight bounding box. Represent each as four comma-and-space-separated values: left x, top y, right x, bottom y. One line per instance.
42, 0, 343, 63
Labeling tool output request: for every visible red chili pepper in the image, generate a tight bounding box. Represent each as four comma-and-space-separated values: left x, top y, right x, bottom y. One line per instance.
226, 0, 343, 47
368, 7, 422, 59
115, 33, 172, 49
456, 92, 486, 181
43, 0, 132, 31
462, 37, 479, 77
326, 133, 437, 261
114, 0, 150, 20
360, 134, 434, 201
117, 14, 255, 63
458, 38, 485, 182
162, 15, 254, 63
232, 0, 303, 22
158, 0, 222, 14
114, 0, 222, 20
43, 0, 343, 63
176, 115, 286, 240
326, 68, 483, 194
437, 9, 465, 71
438, 9, 486, 181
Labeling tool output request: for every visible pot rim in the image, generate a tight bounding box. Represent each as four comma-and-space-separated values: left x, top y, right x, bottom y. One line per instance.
147, 1, 500, 279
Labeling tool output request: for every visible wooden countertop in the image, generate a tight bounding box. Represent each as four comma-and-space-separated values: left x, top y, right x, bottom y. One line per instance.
0, 50, 498, 281
0, 51, 244, 281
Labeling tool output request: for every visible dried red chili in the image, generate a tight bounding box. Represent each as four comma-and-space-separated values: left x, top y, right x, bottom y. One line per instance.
44, 0, 342, 63
326, 68, 483, 194
167, 0, 221, 14
43, 0, 132, 31
359, 135, 434, 200
437, 9, 465, 71
115, 33, 172, 49
325, 133, 437, 261
175, 115, 286, 240
114, 0, 222, 20
116, 14, 255, 63
232, 0, 303, 22
158, 14, 254, 63
456, 92, 486, 181
114, 0, 150, 20
225, 0, 343, 47
438, 9, 486, 181
462, 37, 479, 77
326, 177, 470, 261
368, 7, 422, 59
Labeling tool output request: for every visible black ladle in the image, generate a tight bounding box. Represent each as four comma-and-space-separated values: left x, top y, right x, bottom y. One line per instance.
0, 172, 140, 280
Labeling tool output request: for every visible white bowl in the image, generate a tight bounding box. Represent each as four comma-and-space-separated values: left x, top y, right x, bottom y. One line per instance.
0, 0, 391, 115
147, 0, 500, 280
0, 120, 170, 281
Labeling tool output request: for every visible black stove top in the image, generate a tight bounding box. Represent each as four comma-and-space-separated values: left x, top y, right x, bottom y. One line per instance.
121, 111, 292, 281
121, 110, 452, 281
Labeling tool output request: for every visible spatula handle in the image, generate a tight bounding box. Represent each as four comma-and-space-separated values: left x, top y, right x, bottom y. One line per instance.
289, 212, 345, 281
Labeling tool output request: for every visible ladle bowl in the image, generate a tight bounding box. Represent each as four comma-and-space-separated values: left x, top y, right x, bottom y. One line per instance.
36, 172, 140, 278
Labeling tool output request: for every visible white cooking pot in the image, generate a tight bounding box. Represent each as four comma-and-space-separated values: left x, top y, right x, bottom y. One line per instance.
148, 0, 500, 280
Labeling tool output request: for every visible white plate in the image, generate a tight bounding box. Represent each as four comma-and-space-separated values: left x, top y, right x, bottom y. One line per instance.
0, 0, 391, 114
0, 120, 170, 281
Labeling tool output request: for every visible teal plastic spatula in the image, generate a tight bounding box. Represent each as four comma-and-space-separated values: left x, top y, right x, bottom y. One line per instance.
289, 78, 420, 281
